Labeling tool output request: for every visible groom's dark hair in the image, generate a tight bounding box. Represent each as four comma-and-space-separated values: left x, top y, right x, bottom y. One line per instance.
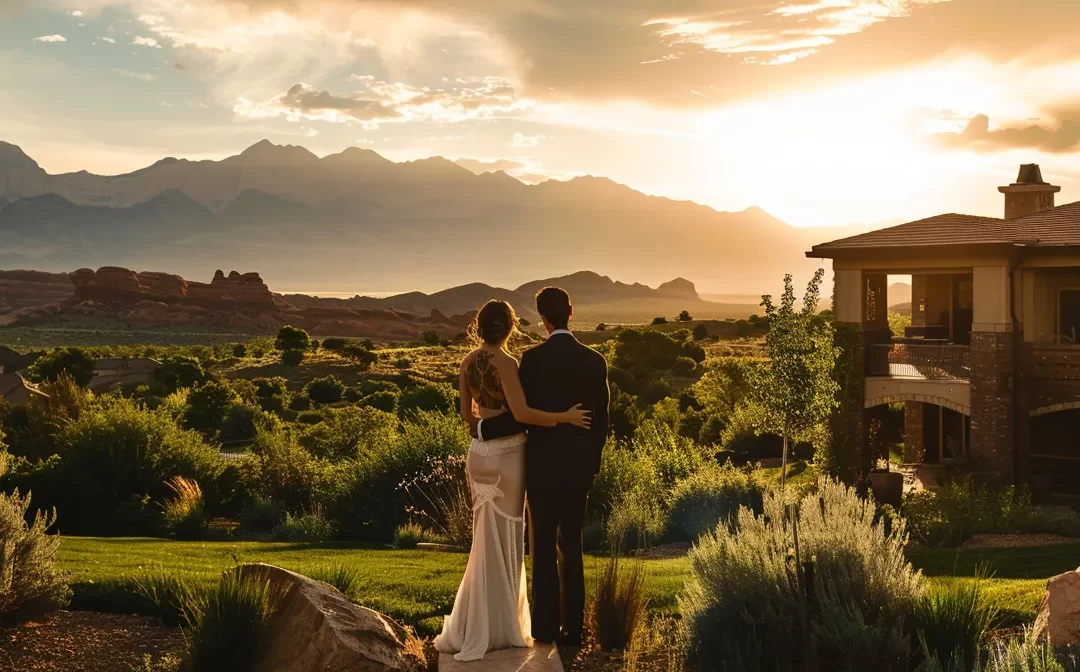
535, 286, 571, 330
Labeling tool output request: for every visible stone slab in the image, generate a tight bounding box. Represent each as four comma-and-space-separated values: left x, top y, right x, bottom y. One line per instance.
439, 643, 563, 672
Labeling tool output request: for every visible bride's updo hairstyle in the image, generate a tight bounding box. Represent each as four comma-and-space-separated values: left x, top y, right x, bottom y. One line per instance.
472, 300, 518, 345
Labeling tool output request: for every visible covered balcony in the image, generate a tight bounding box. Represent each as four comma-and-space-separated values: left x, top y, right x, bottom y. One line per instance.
866, 341, 971, 380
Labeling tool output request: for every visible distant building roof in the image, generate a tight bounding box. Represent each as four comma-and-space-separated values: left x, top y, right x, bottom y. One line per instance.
93, 358, 162, 371
809, 200, 1080, 258
0, 372, 47, 404
0, 346, 42, 374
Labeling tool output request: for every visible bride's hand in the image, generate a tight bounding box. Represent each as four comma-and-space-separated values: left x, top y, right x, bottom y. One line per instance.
565, 403, 591, 429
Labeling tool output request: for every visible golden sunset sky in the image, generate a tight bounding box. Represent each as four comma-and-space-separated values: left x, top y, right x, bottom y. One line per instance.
3, 0, 1080, 228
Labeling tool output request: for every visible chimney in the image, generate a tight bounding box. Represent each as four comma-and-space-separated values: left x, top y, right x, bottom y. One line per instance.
998, 164, 1060, 219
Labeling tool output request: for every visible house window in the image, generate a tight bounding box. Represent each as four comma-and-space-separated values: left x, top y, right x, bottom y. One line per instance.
1060, 290, 1080, 344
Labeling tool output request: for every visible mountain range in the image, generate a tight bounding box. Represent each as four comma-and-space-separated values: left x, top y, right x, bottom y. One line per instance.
0, 140, 831, 295
283, 270, 742, 324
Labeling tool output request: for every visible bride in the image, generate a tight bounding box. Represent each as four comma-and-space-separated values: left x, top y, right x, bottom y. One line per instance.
434, 300, 590, 661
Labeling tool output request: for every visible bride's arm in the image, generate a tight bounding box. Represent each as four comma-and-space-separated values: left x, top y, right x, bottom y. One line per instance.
459, 356, 478, 428
494, 354, 590, 429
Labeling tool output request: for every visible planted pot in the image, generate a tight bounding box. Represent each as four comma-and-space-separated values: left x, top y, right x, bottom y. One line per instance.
869, 470, 904, 508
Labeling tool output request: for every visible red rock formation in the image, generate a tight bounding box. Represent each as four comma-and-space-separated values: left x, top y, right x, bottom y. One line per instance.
70, 266, 275, 311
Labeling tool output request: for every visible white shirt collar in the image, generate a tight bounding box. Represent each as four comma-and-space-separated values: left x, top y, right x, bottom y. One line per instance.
548, 329, 573, 338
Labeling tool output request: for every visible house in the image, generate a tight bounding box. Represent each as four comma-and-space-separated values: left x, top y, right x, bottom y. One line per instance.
89, 357, 161, 392
0, 372, 47, 404
809, 164, 1080, 499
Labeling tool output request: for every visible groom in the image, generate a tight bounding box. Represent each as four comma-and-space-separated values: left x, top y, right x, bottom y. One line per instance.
475, 286, 610, 646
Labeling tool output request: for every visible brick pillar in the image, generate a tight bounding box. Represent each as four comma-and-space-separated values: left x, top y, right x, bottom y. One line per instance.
969, 331, 1015, 481
904, 402, 924, 463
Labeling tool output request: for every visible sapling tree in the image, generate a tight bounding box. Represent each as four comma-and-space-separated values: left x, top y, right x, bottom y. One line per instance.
755, 269, 840, 488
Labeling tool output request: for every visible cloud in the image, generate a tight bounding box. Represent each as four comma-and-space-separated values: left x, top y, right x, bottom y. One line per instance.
33, 34, 67, 43
132, 35, 160, 47
934, 111, 1080, 154
70, 9, 82, 16
510, 132, 543, 148
235, 77, 532, 128
101, 37, 115, 43
113, 68, 155, 83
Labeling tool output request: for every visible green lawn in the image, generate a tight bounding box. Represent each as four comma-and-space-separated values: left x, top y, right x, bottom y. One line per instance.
58, 537, 1073, 635
58, 537, 688, 635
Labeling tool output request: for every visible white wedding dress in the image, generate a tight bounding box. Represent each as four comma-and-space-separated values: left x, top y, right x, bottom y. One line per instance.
434, 431, 533, 661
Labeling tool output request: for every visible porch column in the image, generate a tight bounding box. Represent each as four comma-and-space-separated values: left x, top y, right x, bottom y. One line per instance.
969, 265, 1016, 481
832, 269, 890, 483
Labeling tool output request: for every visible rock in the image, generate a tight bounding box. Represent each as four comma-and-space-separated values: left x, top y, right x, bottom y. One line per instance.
1032, 567, 1080, 649
234, 564, 424, 672
70, 266, 275, 311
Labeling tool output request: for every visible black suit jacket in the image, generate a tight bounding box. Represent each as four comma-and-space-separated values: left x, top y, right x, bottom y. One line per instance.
480, 333, 609, 488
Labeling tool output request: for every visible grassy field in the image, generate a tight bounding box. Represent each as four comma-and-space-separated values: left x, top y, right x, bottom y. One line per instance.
57, 537, 1070, 635
58, 538, 689, 635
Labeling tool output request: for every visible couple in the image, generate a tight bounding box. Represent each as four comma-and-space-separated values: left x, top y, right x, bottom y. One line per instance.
434, 286, 610, 661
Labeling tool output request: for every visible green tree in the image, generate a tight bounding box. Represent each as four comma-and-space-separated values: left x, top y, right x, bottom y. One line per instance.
755, 269, 840, 488
27, 348, 96, 387
304, 376, 346, 404
275, 325, 310, 351
150, 356, 209, 396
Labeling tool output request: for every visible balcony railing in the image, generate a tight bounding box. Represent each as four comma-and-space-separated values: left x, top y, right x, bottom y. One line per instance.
867, 342, 971, 380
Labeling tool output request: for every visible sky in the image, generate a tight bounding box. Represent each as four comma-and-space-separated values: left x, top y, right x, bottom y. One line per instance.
3, 0, 1080, 229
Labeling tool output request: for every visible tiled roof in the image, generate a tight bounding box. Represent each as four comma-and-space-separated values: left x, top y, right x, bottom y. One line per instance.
810, 200, 1080, 256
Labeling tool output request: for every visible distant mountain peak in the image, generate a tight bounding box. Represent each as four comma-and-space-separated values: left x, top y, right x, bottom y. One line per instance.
321, 146, 390, 165
233, 139, 320, 165
0, 141, 41, 171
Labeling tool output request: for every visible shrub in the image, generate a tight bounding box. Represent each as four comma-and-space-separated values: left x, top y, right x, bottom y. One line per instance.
304, 376, 346, 404
1, 374, 90, 462
421, 329, 441, 345
399, 453, 472, 547
321, 337, 348, 351
252, 377, 287, 399
232, 344, 247, 358
607, 365, 639, 395
614, 329, 680, 373
902, 479, 1027, 547
288, 394, 312, 412
666, 462, 766, 542
393, 522, 429, 549
161, 475, 207, 540
677, 310, 693, 322
981, 629, 1080, 672
26, 347, 97, 387
272, 506, 334, 542
596, 323, 607, 331
331, 410, 468, 541
680, 341, 707, 364
150, 356, 209, 397
693, 324, 709, 340
299, 406, 397, 461
639, 379, 673, 406
280, 349, 304, 366
219, 403, 274, 445
360, 390, 400, 414
133, 566, 200, 627
182, 571, 289, 672
672, 356, 697, 377
341, 342, 378, 368
679, 478, 924, 670
394, 357, 412, 370
651, 317, 668, 325
48, 399, 222, 534
239, 498, 284, 534
306, 564, 361, 598
184, 380, 242, 439
913, 571, 999, 670
244, 428, 333, 512
0, 490, 71, 622
399, 382, 456, 416
589, 554, 647, 652
274, 325, 310, 351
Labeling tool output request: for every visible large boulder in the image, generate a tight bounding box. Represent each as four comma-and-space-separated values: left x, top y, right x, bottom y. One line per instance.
1032, 567, 1080, 649
234, 564, 425, 672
